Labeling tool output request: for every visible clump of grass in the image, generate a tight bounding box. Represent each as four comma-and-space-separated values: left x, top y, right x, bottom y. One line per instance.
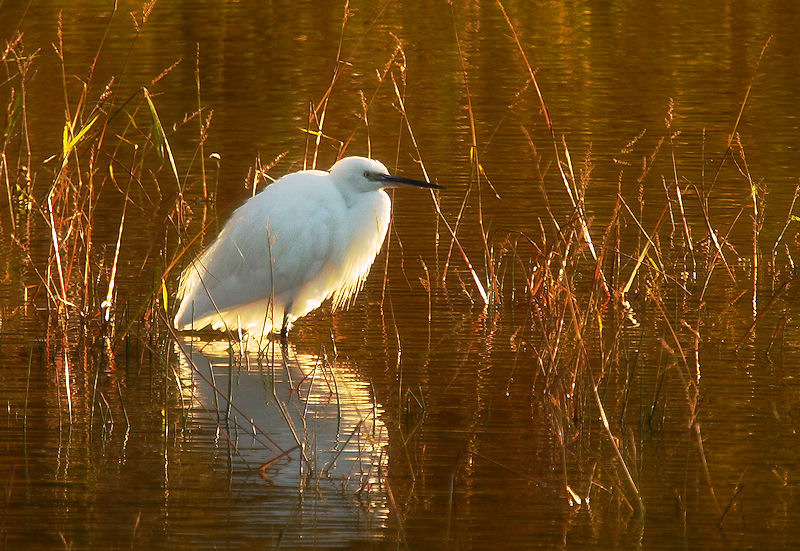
0, 5, 208, 439
458, 6, 795, 525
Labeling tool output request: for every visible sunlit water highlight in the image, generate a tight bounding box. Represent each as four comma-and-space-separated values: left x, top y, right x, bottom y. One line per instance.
176, 338, 388, 548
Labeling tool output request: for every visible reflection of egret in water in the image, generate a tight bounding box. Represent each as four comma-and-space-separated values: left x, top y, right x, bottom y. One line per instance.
175, 337, 388, 546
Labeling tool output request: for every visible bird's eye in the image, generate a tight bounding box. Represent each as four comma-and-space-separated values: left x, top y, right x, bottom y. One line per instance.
363, 171, 371, 179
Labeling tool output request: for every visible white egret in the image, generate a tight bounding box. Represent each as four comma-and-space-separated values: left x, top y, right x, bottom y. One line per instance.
173, 156, 441, 337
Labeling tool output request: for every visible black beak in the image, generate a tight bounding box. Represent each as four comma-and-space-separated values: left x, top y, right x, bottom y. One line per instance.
381, 174, 443, 190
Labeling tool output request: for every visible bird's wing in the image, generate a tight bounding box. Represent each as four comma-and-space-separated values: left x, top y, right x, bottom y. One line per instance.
174, 173, 343, 329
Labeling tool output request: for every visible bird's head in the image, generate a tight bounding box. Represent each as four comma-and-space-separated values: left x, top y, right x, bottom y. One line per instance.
329, 156, 442, 193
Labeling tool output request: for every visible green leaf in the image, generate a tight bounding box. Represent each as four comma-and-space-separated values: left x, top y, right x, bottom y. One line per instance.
143, 87, 166, 162
161, 279, 169, 312
62, 115, 99, 157
4, 92, 22, 142
143, 87, 180, 187
62, 121, 70, 157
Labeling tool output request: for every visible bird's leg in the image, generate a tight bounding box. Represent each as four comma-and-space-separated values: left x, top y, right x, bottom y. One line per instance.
279, 335, 290, 372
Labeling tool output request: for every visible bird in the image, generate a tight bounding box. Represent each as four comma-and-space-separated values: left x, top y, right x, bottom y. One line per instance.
173, 156, 441, 338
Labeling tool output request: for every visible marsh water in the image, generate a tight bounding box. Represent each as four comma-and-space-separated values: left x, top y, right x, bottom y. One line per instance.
3, 1, 800, 549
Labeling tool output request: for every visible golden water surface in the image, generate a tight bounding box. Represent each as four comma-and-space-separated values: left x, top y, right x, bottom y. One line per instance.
2, 1, 800, 549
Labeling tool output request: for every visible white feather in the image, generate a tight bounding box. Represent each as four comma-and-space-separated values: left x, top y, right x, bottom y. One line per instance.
174, 157, 405, 336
